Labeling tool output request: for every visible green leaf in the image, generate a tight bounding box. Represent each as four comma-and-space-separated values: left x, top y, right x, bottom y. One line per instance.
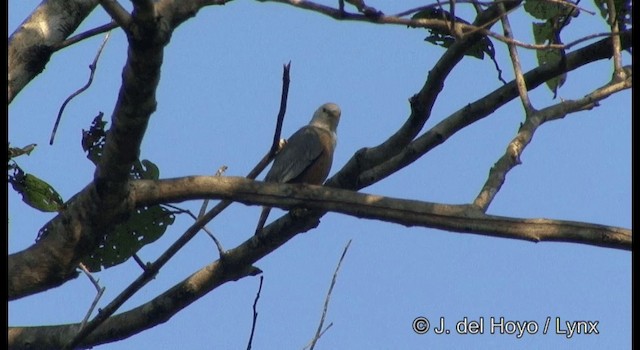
593, 0, 632, 31
538, 48, 566, 93
131, 159, 160, 180
83, 204, 176, 272
412, 8, 494, 60
82, 158, 167, 271
10, 168, 64, 212
82, 112, 107, 165
524, 0, 575, 20
531, 22, 567, 97
78, 112, 172, 271
532, 21, 554, 44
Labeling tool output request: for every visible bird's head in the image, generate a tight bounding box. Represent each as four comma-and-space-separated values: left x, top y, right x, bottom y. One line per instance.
309, 103, 341, 133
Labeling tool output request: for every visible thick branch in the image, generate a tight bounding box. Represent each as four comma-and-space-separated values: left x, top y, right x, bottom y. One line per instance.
131, 176, 631, 250
8, 0, 99, 103
8, 175, 630, 348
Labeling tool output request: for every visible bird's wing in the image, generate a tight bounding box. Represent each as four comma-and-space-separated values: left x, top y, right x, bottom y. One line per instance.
265, 126, 325, 183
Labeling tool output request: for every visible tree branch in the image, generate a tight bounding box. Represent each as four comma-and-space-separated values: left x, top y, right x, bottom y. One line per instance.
308, 240, 351, 350
8, 175, 630, 348
50, 32, 112, 145
473, 74, 631, 210
98, 0, 133, 31
328, 0, 522, 191
128, 176, 631, 250
499, 3, 534, 114
355, 31, 632, 188
8, 0, 99, 103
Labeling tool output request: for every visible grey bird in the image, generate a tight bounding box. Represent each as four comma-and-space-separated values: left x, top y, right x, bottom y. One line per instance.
255, 103, 341, 235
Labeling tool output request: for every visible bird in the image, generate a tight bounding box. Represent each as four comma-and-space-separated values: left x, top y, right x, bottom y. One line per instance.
254, 102, 341, 235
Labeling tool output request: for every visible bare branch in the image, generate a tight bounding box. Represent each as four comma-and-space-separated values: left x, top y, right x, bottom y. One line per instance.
473, 75, 631, 211
165, 203, 227, 255
198, 165, 229, 218
52, 21, 118, 51
254, 62, 292, 235
131, 254, 148, 271
392, 0, 594, 17
132, 176, 632, 250
329, 0, 520, 192
308, 240, 352, 350
98, 0, 133, 31
8, 173, 630, 348
50, 32, 111, 145
8, 0, 99, 103
246, 276, 264, 350
77, 263, 106, 331
605, 0, 625, 80
499, 3, 534, 114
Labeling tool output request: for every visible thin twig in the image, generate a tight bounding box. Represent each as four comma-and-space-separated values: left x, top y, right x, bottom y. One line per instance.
499, 3, 534, 114
165, 203, 226, 255
50, 32, 111, 145
391, 0, 596, 17
52, 21, 119, 51
270, 62, 292, 156
132, 254, 148, 271
259, 0, 606, 51
303, 323, 333, 350
254, 62, 292, 235
199, 165, 229, 218
77, 263, 106, 331
308, 239, 352, 350
246, 276, 264, 350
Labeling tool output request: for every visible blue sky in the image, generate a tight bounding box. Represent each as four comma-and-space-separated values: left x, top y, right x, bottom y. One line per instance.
9, 1, 631, 349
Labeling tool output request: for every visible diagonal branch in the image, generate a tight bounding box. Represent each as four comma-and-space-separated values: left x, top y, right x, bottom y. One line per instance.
308, 239, 352, 350
328, 0, 521, 190
473, 74, 631, 210
8, 0, 99, 103
499, 2, 534, 114
355, 31, 632, 188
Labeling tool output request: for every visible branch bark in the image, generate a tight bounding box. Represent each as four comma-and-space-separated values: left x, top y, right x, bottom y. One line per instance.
8, 0, 99, 103
8, 175, 630, 348
131, 176, 631, 250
